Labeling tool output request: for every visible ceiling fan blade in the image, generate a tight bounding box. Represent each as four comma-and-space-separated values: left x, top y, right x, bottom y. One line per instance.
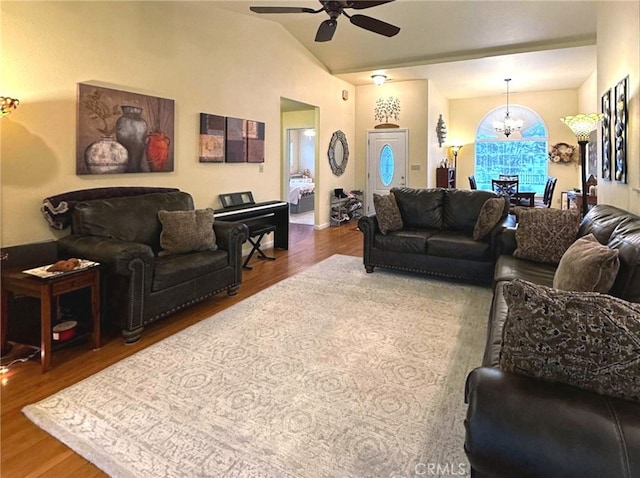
345, 1, 396, 10
250, 6, 318, 14
349, 14, 400, 37
315, 19, 337, 42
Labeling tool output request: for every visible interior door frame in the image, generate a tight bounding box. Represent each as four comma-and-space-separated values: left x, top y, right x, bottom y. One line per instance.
366, 128, 409, 214
280, 98, 319, 226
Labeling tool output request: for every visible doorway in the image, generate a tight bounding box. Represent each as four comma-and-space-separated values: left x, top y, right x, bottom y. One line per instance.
286, 128, 316, 225
281, 98, 319, 227
366, 129, 409, 214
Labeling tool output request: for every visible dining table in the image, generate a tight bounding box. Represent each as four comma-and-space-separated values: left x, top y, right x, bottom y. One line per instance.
512, 191, 536, 207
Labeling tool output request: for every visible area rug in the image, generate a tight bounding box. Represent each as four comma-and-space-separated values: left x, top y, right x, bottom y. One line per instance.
24, 254, 492, 478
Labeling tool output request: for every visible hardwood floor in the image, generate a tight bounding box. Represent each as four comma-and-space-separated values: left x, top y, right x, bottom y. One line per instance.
0, 222, 363, 477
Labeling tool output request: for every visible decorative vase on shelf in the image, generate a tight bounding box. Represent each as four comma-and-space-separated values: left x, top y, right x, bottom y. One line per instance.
116, 105, 148, 172
84, 136, 128, 174
146, 131, 171, 172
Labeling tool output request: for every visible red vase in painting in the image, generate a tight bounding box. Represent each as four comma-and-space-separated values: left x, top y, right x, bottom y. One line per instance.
146, 132, 170, 172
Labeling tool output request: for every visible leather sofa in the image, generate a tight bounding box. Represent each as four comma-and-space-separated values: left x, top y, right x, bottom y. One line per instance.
56, 190, 248, 343
358, 187, 509, 284
465, 204, 640, 478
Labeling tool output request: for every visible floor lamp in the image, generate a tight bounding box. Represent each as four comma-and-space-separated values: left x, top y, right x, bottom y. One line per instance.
560, 114, 603, 217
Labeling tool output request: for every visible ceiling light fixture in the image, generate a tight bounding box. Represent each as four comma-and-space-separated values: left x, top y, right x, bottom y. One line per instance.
371, 74, 387, 86
493, 79, 523, 138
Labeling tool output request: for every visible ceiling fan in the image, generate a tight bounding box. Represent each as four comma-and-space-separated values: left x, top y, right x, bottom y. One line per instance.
249, 1, 400, 42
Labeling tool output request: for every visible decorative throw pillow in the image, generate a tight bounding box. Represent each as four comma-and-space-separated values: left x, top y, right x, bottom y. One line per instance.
513, 208, 580, 264
373, 193, 403, 235
500, 279, 640, 403
553, 234, 620, 292
158, 208, 217, 256
473, 197, 507, 240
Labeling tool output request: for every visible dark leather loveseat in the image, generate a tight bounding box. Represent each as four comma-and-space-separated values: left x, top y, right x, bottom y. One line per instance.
55, 189, 248, 343
465, 204, 640, 478
358, 187, 508, 284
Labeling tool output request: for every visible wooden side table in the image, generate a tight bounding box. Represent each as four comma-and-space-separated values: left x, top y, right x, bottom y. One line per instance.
1, 265, 101, 373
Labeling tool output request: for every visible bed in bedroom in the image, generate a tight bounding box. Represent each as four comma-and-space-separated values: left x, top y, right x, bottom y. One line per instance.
289, 175, 315, 214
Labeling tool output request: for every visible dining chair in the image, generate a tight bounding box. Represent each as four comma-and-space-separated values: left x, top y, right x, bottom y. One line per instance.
492, 179, 519, 204
534, 177, 557, 208
468, 175, 477, 190
499, 174, 519, 181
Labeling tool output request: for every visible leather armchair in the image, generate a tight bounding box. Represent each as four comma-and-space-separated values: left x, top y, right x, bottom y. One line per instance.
57, 190, 248, 343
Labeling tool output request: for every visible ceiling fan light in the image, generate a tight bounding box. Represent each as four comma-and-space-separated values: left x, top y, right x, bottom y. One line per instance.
372, 74, 387, 86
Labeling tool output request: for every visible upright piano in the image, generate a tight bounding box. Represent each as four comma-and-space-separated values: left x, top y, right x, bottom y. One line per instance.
213, 192, 289, 250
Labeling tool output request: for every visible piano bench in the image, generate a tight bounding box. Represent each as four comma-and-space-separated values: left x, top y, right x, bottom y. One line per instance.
243, 224, 277, 270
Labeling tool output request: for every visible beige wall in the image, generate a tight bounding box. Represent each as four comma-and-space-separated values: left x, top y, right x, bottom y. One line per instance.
427, 81, 450, 188
449, 89, 584, 208
0, 2, 355, 246
596, 0, 640, 214
354, 80, 429, 190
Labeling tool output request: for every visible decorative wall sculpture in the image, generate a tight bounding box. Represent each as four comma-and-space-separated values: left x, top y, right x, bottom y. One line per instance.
614, 76, 628, 182
601, 88, 611, 181
436, 114, 447, 147
77, 83, 174, 175
374, 96, 400, 128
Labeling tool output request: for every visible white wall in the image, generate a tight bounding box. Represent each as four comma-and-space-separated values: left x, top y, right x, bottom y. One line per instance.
0, 2, 355, 246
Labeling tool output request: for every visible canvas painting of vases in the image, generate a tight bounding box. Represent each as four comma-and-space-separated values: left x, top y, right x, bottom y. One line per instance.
77, 83, 175, 174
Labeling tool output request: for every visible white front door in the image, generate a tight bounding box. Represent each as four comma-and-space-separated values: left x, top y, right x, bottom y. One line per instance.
366, 129, 408, 214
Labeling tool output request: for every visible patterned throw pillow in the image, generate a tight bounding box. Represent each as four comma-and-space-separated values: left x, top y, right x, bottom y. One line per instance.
553, 234, 620, 292
500, 279, 640, 403
158, 208, 218, 256
473, 197, 507, 240
513, 208, 580, 264
373, 193, 403, 235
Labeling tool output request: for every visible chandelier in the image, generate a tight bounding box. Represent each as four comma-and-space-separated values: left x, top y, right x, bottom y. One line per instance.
493, 79, 523, 137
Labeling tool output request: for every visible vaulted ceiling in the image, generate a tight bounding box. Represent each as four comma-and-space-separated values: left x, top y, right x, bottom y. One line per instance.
215, 0, 599, 99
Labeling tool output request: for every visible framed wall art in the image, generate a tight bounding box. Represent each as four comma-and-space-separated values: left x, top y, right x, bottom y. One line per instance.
199, 113, 225, 163
600, 88, 611, 181
588, 130, 597, 178
246, 120, 265, 163
77, 83, 174, 175
225, 117, 247, 163
614, 75, 628, 182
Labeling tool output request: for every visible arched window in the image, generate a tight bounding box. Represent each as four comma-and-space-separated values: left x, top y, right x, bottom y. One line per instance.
475, 105, 548, 194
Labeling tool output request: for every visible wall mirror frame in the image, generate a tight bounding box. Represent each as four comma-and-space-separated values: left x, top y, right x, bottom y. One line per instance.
328, 130, 349, 176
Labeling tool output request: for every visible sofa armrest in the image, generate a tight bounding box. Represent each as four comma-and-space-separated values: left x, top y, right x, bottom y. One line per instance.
213, 221, 248, 280
495, 223, 517, 257
465, 367, 640, 478
213, 220, 248, 252
358, 213, 379, 268
57, 235, 154, 275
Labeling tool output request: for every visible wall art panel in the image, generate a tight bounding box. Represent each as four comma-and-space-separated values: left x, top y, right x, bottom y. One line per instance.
225, 117, 247, 163
601, 88, 612, 181
614, 76, 628, 183
199, 113, 225, 163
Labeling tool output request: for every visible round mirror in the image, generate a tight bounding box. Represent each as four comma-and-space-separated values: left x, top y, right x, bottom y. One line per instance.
328, 130, 349, 176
